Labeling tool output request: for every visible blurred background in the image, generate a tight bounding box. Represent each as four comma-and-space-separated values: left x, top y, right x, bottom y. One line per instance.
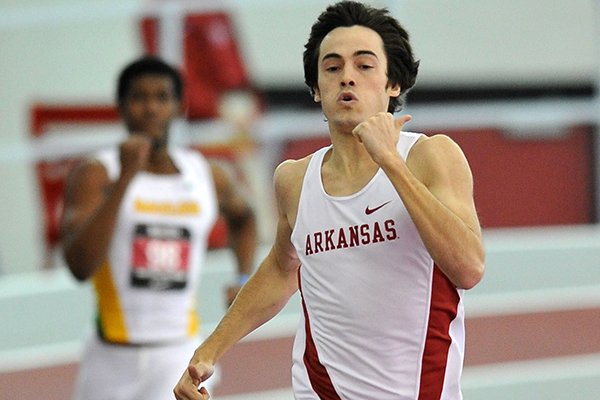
1, 0, 600, 399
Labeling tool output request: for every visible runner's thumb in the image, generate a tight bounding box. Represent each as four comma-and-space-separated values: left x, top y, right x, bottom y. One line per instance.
394, 114, 412, 131
188, 364, 203, 384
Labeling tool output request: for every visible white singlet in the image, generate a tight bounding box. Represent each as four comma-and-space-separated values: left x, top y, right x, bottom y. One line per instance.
290, 132, 465, 400
92, 145, 218, 344
71, 145, 220, 400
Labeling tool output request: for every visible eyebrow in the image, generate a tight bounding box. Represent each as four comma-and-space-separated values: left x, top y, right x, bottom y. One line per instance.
321, 50, 379, 62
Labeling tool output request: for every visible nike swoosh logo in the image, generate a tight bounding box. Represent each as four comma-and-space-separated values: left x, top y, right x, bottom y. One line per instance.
365, 200, 392, 215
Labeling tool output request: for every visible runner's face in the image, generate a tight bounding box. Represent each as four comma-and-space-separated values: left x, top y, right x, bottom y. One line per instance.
121, 75, 180, 139
314, 25, 400, 130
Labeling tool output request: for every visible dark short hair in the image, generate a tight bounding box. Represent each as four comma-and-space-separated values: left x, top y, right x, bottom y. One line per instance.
303, 1, 419, 112
116, 56, 183, 104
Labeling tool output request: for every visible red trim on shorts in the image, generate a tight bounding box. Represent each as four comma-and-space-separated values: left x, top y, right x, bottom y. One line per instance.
298, 268, 342, 399
418, 265, 460, 399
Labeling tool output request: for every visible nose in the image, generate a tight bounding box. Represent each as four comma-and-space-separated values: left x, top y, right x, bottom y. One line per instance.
340, 68, 356, 87
143, 97, 162, 115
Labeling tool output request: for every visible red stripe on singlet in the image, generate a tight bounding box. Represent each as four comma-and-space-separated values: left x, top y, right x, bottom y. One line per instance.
298, 268, 342, 400
418, 265, 460, 399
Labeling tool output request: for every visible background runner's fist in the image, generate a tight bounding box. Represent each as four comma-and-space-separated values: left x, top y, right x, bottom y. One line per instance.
119, 134, 152, 180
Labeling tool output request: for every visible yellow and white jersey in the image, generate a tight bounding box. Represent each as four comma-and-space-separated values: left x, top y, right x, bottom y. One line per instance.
92, 146, 218, 344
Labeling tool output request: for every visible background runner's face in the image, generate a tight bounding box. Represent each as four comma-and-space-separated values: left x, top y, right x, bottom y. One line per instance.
121, 75, 180, 140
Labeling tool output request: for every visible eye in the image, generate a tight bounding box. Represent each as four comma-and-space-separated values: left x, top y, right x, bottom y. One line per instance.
128, 92, 145, 102
326, 66, 340, 72
359, 64, 373, 70
157, 92, 171, 102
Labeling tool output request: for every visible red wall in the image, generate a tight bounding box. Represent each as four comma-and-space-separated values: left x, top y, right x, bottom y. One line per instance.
281, 126, 597, 228
445, 127, 596, 227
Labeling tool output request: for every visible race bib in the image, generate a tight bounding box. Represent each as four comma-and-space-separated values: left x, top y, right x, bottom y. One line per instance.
130, 224, 191, 290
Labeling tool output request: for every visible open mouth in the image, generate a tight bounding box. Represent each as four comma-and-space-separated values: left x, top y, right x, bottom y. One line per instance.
338, 92, 357, 103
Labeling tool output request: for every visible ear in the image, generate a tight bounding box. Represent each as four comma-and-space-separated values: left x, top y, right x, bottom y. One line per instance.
387, 82, 401, 98
117, 100, 125, 112
117, 102, 128, 119
174, 99, 183, 116
313, 88, 321, 103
